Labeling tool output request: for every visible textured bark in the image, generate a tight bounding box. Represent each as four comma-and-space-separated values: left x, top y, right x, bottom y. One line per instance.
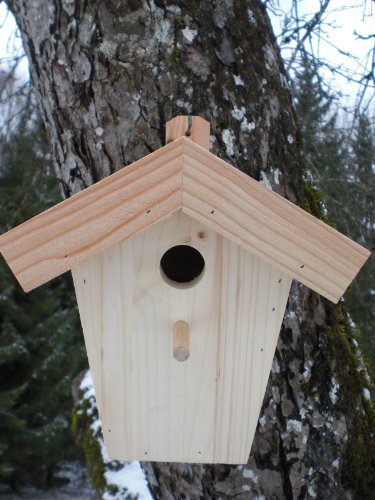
6, 1, 373, 498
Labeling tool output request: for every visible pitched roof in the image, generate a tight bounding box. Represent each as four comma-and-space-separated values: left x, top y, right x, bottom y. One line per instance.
0, 137, 370, 301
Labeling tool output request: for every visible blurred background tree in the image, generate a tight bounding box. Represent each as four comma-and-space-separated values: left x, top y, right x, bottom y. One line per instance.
0, 108, 87, 491
292, 60, 375, 383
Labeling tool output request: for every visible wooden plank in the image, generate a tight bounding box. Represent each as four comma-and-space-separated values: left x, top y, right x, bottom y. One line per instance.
181, 139, 370, 302
166, 116, 210, 150
0, 135, 369, 301
213, 240, 291, 463
73, 211, 291, 464
0, 139, 185, 292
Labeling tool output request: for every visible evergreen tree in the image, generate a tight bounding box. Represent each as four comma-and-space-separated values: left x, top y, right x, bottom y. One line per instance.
0, 114, 87, 490
345, 114, 375, 381
293, 62, 348, 226
293, 65, 375, 382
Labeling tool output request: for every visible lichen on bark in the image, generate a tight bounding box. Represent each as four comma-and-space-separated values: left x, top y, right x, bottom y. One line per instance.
5, 0, 374, 498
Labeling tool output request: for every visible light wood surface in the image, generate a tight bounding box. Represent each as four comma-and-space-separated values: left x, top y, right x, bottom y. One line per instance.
173, 321, 190, 361
0, 136, 369, 301
166, 115, 210, 150
72, 211, 292, 464
180, 140, 370, 303
0, 138, 185, 292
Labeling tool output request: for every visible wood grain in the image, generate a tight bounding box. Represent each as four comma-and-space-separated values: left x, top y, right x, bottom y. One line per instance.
0, 139, 185, 292
173, 321, 190, 361
166, 116, 210, 150
72, 211, 292, 464
180, 140, 370, 303
0, 135, 369, 301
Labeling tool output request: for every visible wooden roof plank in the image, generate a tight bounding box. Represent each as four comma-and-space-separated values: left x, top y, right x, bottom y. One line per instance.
183, 159, 355, 286
182, 140, 368, 266
0, 136, 369, 301
181, 140, 370, 303
0, 141, 184, 291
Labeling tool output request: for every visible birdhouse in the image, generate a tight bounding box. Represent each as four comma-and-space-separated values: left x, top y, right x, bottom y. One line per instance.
0, 116, 370, 464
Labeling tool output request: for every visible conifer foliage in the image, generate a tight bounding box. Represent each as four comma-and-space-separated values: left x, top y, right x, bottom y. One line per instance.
293, 64, 375, 382
0, 114, 87, 490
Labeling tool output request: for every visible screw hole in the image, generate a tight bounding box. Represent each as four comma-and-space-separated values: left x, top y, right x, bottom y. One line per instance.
261, 348, 264, 352
83, 279, 86, 284
144, 451, 148, 455
198, 451, 202, 454
146, 209, 151, 214
272, 307, 275, 311
210, 210, 215, 214
278, 278, 282, 283
300, 264, 305, 268
108, 429, 111, 432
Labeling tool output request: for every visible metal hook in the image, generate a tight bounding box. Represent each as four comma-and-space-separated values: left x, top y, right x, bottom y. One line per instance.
185, 115, 193, 137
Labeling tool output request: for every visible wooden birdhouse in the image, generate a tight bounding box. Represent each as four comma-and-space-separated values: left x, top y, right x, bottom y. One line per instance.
0, 116, 370, 464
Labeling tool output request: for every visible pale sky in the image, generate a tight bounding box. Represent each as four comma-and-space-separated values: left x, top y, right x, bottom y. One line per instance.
0, 1, 373, 107
270, 0, 374, 106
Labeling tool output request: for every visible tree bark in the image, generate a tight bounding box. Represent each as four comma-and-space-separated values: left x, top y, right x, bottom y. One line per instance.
6, 1, 373, 498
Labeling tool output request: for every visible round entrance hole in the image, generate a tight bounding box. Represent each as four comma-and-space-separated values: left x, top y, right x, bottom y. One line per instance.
160, 245, 205, 288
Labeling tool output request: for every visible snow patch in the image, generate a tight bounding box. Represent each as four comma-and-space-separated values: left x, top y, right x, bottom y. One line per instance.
79, 372, 152, 499
166, 5, 181, 15
209, 135, 217, 150
300, 408, 307, 419
272, 386, 280, 403
182, 27, 197, 43
222, 129, 236, 157
243, 468, 258, 482
233, 74, 245, 86
95, 127, 103, 137
287, 134, 294, 144
363, 388, 371, 400
347, 314, 356, 328
332, 459, 340, 469
103, 462, 152, 500
155, 17, 173, 45
248, 9, 257, 25
259, 415, 266, 427
303, 360, 313, 379
241, 117, 256, 132
280, 73, 289, 88
243, 485, 251, 492
329, 377, 340, 404
231, 106, 245, 121
272, 358, 280, 373
273, 168, 281, 185
80, 371, 96, 399
264, 45, 276, 70
308, 484, 317, 498
99, 39, 118, 59
259, 171, 272, 190
287, 419, 302, 433
176, 99, 192, 112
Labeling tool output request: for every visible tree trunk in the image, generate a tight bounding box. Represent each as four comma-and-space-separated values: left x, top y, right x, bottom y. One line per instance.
6, 1, 374, 498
